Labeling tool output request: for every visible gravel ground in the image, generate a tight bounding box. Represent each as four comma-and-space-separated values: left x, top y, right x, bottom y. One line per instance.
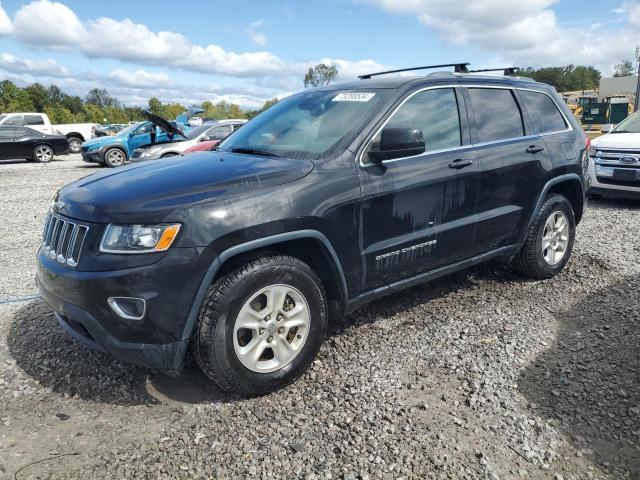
1, 155, 639, 479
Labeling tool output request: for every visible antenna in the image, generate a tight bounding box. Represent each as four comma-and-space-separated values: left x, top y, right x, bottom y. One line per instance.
359, 63, 470, 79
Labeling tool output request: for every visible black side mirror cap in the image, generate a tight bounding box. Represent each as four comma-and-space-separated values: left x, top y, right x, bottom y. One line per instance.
368, 126, 426, 163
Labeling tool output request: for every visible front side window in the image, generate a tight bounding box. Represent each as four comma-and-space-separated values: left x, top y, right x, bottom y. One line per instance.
520, 90, 567, 134
133, 122, 153, 136
206, 125, 232, 141
384, 88, 462, 154
25, 115, 44, 126
4, 115, 24, 126
218, 89, 391, 160
468, 88, 524, 142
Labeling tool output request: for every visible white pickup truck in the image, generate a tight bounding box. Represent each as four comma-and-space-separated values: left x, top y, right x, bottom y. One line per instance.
0, 112, 96, 153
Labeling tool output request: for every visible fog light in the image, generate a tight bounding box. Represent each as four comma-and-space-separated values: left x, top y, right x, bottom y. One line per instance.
107, 297, 146, 320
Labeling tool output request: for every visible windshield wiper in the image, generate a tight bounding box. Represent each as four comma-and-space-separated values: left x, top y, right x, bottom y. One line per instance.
230, 147, 280, 157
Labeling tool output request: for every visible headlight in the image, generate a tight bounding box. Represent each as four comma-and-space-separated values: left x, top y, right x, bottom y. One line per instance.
100, 224, 181, 253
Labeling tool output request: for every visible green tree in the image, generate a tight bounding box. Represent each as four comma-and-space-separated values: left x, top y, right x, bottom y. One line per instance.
304, 63, 338, 88
520, 65, 601, 91
148, 97, 163, 114
246, 98, 278, 119
47, 85, 66, 105
44, 104, 73, 124
62, 95, 84, 115
86, 88, 117, 108
614, 60, 634, 77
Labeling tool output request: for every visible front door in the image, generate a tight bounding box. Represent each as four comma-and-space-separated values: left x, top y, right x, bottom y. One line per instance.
463, 86, 551, 255
358, 86, 478, 291
126, 122, 155, 155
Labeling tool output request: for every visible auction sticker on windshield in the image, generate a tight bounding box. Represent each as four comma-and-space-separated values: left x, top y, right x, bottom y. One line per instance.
332, 92, 376, 102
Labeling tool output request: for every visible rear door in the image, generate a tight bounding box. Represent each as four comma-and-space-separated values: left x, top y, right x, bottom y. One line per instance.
464, 86, 551, 255
358, 86, 479, 290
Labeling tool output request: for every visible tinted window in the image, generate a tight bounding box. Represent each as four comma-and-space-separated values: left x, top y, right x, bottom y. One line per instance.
385, 88, 461, 152
206, 125, 232, 140
3, 115, 24, 126
25, 114, 44, 125
468, 88, 524, 142
519, 90, 567, 134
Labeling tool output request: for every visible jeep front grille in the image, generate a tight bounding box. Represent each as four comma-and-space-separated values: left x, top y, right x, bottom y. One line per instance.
42, 211, 89, 267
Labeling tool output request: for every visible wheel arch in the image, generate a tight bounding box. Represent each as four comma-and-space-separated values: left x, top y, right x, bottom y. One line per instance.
527, 174, 585, 231
179, 230, 348, 345
65, 132, 85, 142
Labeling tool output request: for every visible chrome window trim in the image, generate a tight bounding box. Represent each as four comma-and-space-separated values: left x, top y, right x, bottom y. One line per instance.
358, 83, 573, 168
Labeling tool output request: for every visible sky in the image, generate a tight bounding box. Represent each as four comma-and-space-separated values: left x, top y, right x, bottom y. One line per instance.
0, 0, 637, 109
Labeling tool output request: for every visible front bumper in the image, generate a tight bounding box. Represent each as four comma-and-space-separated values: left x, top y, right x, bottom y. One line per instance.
81, 149, 104, 163
588, 159, 640, 199
36, 246, 206, 371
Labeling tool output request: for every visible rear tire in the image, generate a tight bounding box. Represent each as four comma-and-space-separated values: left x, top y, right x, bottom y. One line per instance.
67, 136, 82, 154
104, 148, 127, 168
33, 145, 53, 163
512, 194, 575, 279
192, 255, 327, 396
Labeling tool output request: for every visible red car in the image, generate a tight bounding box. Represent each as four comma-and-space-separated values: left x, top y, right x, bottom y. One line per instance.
183, 139, 221, 154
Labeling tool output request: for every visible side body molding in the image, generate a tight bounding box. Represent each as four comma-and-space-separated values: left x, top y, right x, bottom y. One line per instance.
179, 230, 348, 344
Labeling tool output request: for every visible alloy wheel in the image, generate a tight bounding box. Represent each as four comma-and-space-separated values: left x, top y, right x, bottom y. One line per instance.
233, 284, 311, 373
35, 146, 53, 162
107, 150, 125, 166
542, 211, 569, 265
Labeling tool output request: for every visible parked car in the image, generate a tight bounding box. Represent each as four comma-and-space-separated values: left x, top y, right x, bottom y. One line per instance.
36, 64, 588, 396
0, 113, 95, 154
0, 126, 68, 162
182, 139, 221, 154
131, 118, 246, 161
80, 108, 204, 167
588, 111, 640, 200
94, 124, 126, 137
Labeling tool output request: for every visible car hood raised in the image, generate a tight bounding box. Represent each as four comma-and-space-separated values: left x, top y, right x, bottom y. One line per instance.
591, 132, 640, 150
55, 152, 315, 223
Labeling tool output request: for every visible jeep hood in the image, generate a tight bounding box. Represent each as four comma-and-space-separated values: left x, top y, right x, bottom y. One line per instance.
56, 152, 314, 223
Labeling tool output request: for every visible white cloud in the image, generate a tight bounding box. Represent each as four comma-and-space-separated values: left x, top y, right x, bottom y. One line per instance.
108, 68, 173, 88
0, 52, 70, 77
246, 20, 268, 46
366, 0, 640, 74
0, 2, 12, 35
13, 0, 86, 46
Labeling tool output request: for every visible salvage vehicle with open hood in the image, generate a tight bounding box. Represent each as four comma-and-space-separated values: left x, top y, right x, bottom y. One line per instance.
131, 118, 246, 162
80, 108, 204, 167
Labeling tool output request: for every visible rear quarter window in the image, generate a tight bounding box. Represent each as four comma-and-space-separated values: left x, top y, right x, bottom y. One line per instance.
25, 115, 45, 125
519, 90, 568, 134
467, 88, 524, 143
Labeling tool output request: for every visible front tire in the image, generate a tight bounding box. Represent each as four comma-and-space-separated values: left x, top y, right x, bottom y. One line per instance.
104, 148, 126, 168
192, 255, 327, 396
33, 144, 53, 163
512, 194, 575, 279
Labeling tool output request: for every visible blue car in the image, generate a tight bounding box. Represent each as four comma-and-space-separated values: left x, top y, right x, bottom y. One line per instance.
81, 108, 204, 167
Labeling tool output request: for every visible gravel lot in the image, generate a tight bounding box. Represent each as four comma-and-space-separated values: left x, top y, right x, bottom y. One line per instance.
1, 155, 639, 479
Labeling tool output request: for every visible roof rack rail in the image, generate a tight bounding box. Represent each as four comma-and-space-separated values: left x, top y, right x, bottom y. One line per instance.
359, 63, 470, 79
468, 67, 520, 76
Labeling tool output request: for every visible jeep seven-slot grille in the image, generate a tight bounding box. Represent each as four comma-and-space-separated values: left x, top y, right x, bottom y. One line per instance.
42, 211, 89, 267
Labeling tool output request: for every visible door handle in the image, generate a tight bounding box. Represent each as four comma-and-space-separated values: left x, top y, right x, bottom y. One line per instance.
525, 145, 545, 154
448, 158, 474, 169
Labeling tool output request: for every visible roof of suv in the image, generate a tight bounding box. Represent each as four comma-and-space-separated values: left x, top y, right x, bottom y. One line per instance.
313, 71, 547, 92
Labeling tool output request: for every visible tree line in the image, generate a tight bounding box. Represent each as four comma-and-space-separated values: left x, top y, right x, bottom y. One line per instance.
0, 79, 276, 125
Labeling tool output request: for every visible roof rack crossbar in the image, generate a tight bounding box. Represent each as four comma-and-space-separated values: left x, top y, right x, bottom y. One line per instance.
359, 63, 470, 79
468, 67, 520, 76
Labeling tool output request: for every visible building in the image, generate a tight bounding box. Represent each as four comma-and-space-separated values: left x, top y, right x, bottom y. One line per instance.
598, 75, 638, 102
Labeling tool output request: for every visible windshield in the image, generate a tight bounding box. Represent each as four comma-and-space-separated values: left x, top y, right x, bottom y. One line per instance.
0, 114, 6, 123
185, 124, 212, 140
612, 112, 640, 133
218, 89, 391, 160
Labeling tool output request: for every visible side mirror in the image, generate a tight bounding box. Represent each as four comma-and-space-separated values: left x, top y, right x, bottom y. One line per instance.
368, 126, 425, 163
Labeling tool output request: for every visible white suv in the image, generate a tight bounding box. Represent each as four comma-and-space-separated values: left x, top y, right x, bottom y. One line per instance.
589, 111, 640, 200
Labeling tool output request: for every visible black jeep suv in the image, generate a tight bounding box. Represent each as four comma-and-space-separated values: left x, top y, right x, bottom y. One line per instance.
36, 64, 588, 396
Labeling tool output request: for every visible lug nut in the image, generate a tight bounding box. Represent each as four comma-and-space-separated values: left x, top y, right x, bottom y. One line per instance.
265, 315, 271, 321
277, 314, 283, 321
267, 336, 273, 343
277, 327, 285, 334
259, 328, 265, 335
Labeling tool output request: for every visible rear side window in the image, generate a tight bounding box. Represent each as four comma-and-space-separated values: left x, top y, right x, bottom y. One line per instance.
206, 125, 232, 140
386, 88, 461, 152
467, 88, 524, 143
25, 115, 44, 125
519, 90, 567, 134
